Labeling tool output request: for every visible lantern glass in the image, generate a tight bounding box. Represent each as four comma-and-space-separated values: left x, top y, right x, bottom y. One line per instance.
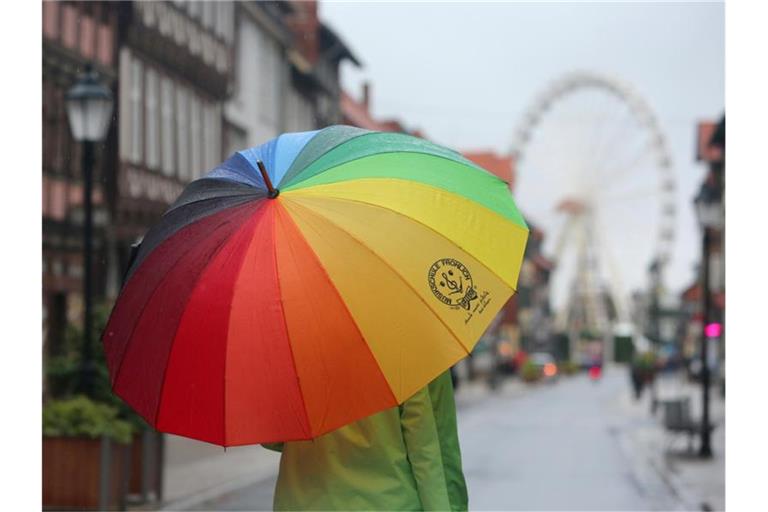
695, 195, 724, 230
65, 69, 114, 142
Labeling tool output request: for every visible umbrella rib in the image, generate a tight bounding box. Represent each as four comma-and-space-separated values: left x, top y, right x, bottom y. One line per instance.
286, 201, 474, 372
288, 186, 523, 292
278, 209, 334, 434
164, 188, 263, 216
152, 205, 267, 440
279, 127, 372, 187
276, 206, 399, 435
270, 215, 314, 440
125, 195, 259, 283
110, 203, 257, 432
150, 213, 260, 432
282, 150, 496, 192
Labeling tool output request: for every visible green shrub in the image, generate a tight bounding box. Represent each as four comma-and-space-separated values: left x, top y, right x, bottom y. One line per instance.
44, 301, 148, 434
521, 360, 541, 382
634, 351, 657, 370
559, 360, 579, 375
43, 395, 133, 444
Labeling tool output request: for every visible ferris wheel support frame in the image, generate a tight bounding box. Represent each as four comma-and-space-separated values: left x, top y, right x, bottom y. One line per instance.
511, 70, 677, 361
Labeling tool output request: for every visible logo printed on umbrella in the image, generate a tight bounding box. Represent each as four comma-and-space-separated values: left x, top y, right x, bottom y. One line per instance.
428, 258, 479, 311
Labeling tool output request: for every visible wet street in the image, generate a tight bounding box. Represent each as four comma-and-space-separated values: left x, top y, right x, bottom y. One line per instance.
184, 369, 684, 511
457, 370, 680, 511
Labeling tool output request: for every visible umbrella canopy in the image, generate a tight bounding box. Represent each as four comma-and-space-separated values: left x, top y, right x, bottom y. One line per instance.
103, 125, 528, 446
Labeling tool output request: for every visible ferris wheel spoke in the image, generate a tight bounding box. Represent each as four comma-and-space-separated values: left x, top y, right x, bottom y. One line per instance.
586, 104, 637, 183
578, 100, 627, 184
592, 211, 629, 322
596, 143, 657, 191
513, 72, 676, 334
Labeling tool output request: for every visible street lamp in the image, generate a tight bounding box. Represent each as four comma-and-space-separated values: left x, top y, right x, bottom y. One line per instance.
693, 181, 723, 458
65, 65, 114, 395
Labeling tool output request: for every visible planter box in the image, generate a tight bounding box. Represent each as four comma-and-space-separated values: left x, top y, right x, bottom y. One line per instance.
43, 436, 130, 510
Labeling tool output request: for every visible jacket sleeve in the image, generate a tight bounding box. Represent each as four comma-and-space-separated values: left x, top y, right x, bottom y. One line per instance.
261, 442, 284, 453
429, 370, 469, 511
400, 385, 452, 511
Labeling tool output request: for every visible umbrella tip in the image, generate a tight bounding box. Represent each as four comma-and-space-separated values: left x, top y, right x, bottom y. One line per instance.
256, 160, 279, 199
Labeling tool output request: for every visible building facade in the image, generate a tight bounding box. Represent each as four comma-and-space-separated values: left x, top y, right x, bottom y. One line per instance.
225, 1, 292, 152
43, 1, 120, 354
678, 117, 725, 368
459, 151, 555, 365
42, 0, 360, 353
114, 1, 234, 282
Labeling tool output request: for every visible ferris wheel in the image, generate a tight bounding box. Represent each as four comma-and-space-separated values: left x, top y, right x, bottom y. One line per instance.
511, 71, 676, 341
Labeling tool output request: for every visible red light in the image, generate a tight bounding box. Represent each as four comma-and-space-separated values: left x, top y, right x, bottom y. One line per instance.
705, 323, 722, 338
589, 366, 601, 379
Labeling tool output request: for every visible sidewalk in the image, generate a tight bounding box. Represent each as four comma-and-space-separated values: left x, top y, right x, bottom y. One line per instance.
614, 370, 725, 511
159, 436, 280, 510
157, 375, 517, 510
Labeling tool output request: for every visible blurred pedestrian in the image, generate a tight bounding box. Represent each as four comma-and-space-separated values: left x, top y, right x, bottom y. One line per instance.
263, 369, 468, 511
629, 361, 644, 400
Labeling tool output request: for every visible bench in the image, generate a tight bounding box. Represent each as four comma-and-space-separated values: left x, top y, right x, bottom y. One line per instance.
661, 397, 716, 453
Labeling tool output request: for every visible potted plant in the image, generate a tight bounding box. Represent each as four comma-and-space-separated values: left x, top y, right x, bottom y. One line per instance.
559, 360, 579, 376
634, 351, 658, 383
43, 302, 161, 509
43, 396, 133, 510
521, 360, 542, 383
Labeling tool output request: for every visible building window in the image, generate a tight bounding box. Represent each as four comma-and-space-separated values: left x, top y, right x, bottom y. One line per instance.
188, 0, 202, 20
160, 77, 175, 177
189, 95, 203, 179
175, 86, 189, 181
46, 293, 67, 357
203, 102, 216, 171
202, 1, 215, 31
212, 104, 222, 164
43, 1, 60, 40
119, 49, 131, 161
61, 4, 78, 49
145, 67, 160, 170
130, 58, 144, 164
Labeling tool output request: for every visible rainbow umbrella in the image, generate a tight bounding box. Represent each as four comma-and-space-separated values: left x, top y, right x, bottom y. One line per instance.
103, 126, 528, 446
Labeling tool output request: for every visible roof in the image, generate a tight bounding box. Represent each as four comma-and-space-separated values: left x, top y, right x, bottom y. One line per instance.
532, 254, 555, 272
498, 296, 518, 325
341, 91, 396, 131
680, 282, 725, 310
340, 89, 411, 133
696, 121, 724, 163
319, 23, 361, 66
461, 151, 515, 189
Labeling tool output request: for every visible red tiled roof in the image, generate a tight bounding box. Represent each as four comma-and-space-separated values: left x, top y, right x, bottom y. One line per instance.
681, 282, 725, 311
499, 295, 518, 325
461, 151, 515, 190
341, 90, 412, 134
532, 254, 554, 271
696, 121, 724, 163
341, 91, 386, 131
681, 282, 700, 302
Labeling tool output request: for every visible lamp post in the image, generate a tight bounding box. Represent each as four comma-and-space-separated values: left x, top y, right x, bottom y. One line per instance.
65, 65, 114, 395
693, 181, 723, 458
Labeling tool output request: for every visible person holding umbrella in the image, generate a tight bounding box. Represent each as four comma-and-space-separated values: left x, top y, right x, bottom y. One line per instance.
264, 369, 467, 511
102, 127, 528, 511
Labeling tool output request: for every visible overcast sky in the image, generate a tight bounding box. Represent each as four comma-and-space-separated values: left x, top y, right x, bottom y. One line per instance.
320, 1, 724, 309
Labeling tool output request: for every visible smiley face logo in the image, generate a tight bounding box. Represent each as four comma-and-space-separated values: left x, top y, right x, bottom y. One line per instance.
427, 258, 478, 310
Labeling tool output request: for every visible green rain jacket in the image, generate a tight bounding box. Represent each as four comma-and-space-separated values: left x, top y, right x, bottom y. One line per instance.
264, 370, 468, 511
